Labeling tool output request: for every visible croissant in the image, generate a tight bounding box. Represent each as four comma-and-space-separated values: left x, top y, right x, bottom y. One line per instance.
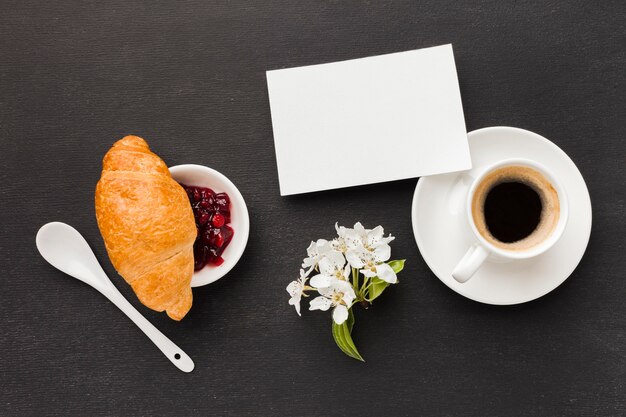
95, 135, 196, 320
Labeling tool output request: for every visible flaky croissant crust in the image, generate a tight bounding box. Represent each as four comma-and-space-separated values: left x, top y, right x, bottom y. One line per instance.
95, 135, 196, 320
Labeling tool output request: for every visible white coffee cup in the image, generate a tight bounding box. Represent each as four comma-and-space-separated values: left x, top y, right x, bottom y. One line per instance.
452, 158, 569, 283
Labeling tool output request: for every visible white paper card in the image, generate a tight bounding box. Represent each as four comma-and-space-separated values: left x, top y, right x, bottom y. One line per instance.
266, 44, 471, 196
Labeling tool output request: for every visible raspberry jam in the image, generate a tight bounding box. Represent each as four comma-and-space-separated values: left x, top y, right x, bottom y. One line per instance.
180, 184, 234, 270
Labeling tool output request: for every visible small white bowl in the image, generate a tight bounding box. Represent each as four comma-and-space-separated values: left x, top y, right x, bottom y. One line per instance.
169, 164, 250, 287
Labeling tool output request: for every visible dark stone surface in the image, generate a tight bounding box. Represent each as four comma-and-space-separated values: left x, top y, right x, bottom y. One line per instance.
1, 1, 624, 415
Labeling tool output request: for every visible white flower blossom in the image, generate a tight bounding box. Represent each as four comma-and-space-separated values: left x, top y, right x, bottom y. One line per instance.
349, 222, 395, 251
346, 245, 397, 284
309, 250, 350, 288
331, 223, 353, 253
286, 269, 311, 316
302, 239, 333, 270
309, 279, 356, 324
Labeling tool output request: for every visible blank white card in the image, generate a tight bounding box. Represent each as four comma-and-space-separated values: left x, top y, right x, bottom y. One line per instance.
266, 44, 471, 196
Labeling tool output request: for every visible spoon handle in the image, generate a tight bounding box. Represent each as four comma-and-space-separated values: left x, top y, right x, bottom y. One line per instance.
101, 284, 195, 373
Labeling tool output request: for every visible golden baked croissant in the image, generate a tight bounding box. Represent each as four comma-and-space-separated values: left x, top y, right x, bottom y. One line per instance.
95, 135, 196, 320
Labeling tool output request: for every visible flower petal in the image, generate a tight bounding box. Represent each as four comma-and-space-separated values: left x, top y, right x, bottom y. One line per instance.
286, 281, 302, 296
288, 295, 302, 316
310, 274, 332, 288
301, 266, 314, 278
342, 291, 355, 306
340, 284, 356, 304
332, 305, 349, 324
342, 264, 351, 280
346, 250, 365, 268
334, 279, 354, 293
306, 241, 317, 257
317, 257, 334, 276
309, 296, 332, 311
328, 250, 346, 267
376, 263, 398, 284
317, 283, 337, 297
301, 257, 315, 269
361, 268, 376, 278
381, 234, 395, 245
318, 238, 332, 251
373, 243, 391, 262
367, 226, 384, 246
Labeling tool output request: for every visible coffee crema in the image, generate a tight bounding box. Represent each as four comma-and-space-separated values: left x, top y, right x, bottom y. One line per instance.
471, 166, 560, 251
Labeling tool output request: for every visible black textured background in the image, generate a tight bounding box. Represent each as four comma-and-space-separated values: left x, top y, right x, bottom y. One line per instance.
1, 1, 625, 416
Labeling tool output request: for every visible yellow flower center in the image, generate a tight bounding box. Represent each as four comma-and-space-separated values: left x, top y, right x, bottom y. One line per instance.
331, 292, 344, 305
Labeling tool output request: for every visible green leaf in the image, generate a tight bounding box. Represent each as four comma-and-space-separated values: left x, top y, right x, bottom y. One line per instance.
366, 259, 406, 301
367, 277, 389, 301
388, 259, 406, 274
346, 306, 355, 332
331, 309, 364, 362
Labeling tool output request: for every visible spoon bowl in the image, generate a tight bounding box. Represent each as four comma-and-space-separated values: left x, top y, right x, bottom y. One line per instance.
36, 222, 112, 292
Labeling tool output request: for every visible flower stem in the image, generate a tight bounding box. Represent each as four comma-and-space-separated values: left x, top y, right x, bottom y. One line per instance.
362, 282, 378, 301
359, 277, 370, 295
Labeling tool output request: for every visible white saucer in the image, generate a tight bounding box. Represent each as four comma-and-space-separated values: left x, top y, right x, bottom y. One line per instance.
411, 126, 592, 305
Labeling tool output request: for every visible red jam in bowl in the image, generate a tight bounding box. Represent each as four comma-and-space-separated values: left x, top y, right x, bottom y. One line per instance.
180, 184, 234, 270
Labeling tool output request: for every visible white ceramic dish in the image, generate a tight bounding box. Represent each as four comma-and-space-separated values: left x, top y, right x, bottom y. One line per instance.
411, 126, 592, 305
170, 164, 250, 287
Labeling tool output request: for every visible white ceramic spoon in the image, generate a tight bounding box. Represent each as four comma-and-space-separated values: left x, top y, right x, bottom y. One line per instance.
36, 222, 194, 373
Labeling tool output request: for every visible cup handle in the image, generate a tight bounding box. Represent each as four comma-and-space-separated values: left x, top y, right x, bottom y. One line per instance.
452, 244, 489, 283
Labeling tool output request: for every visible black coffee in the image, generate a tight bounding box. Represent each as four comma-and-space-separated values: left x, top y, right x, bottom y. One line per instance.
483, 181, 542, 243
